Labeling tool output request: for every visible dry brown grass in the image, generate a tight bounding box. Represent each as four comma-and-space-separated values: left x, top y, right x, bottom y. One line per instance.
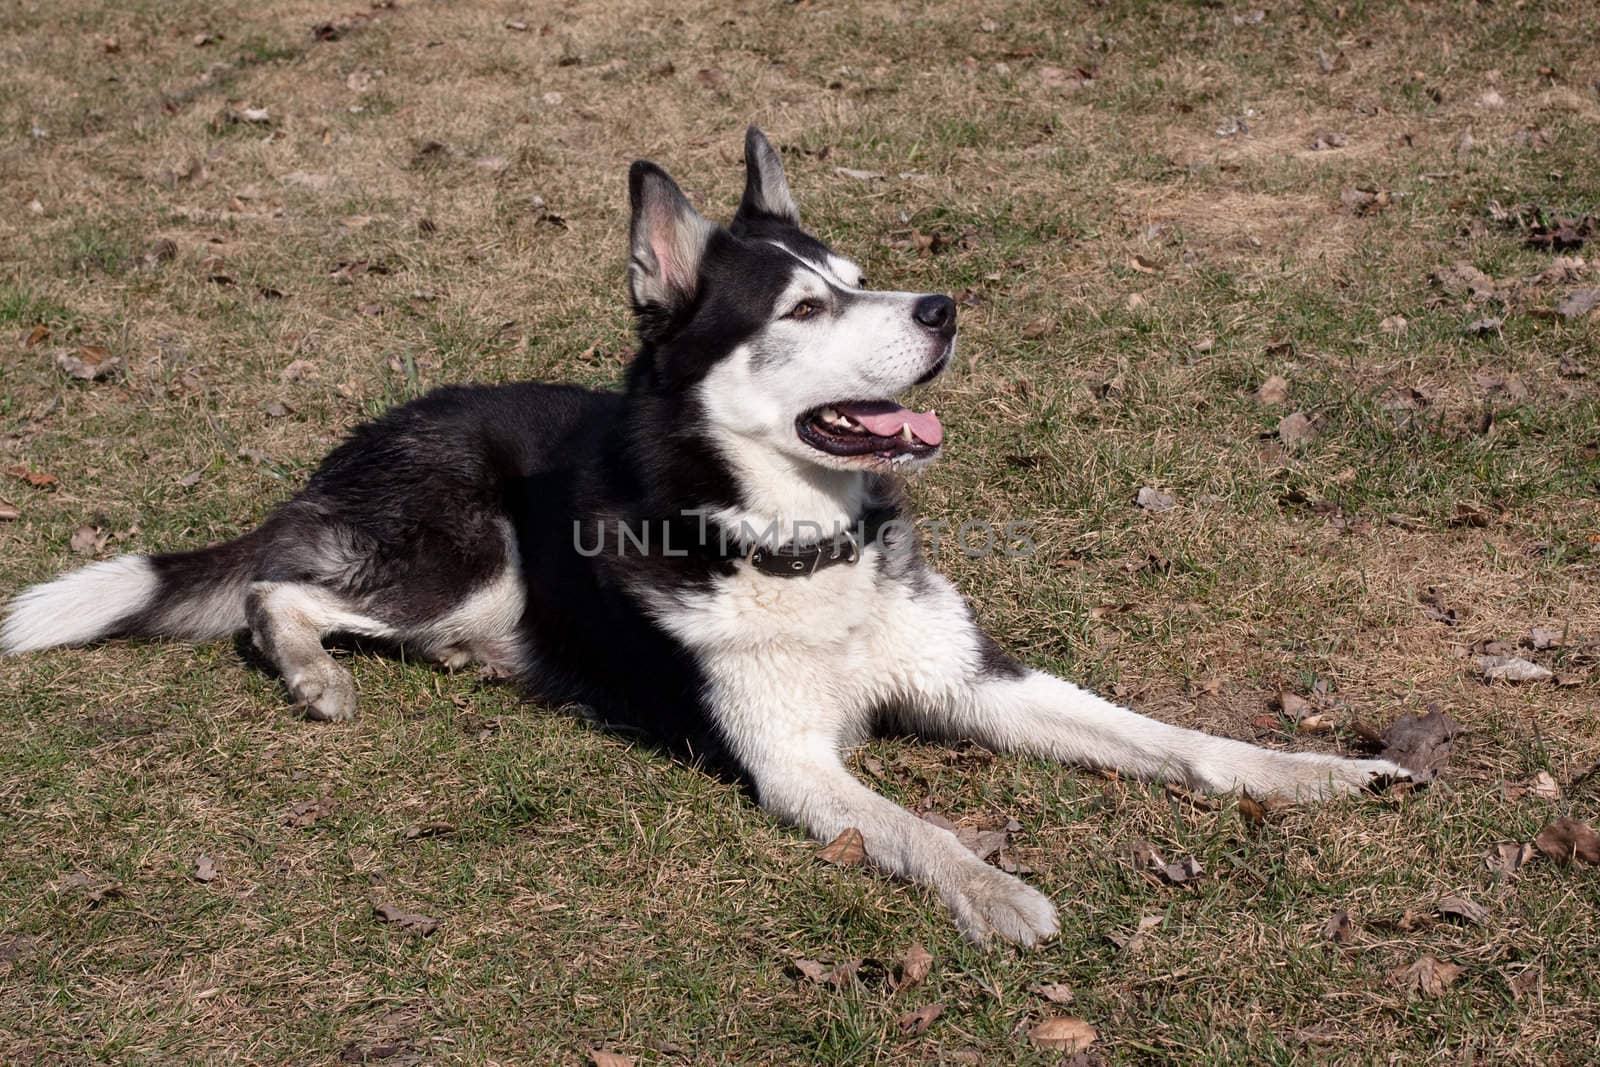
2, 0, 1599, 1063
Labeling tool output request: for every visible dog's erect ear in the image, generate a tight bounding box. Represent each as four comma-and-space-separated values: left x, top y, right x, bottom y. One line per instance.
733, 126, 799, 228
628, 161, 716, 327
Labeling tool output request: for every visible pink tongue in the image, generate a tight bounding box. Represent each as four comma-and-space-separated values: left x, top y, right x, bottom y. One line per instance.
840, 402, 944, 447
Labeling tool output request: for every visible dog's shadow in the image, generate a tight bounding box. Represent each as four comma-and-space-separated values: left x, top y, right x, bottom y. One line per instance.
228, 630, 744, 785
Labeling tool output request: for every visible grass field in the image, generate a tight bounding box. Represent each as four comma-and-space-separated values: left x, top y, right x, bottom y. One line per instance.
2, 0, 1598, 1062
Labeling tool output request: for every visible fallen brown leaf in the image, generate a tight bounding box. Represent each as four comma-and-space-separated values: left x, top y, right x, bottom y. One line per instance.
1437, 895, 1489, 926
1030, 1017, 1098, 1053
70, 525, 107, 556
372, 903, 440, 936
792, 956, 862, 986
1485, 841, 1535, 878
1478, 655, 1553, 683
1377, 709, 1461, 782
1388, 955, 1463, 998
1255, 375, 1290, 405
1323, 910, 1353, 944
1533, 817, 1600, 864
1277, 411, 1317, 447
896, 1002, 943, 1037
0, 500, 18, 521
896, 942, 933, 990
400, 821, 456, 841
192, 855, 218, 883
1031, 982, 1074, 1004
817, 827, 866, 866
284, 796, 334, 827
5, 465, 59, 489
1135, 487, 1175, 512
57, 345, 121, 381
1108, 913, 1162, 954
1506, 966, 1542, 1001
1527, 771, 1561, 800
587, 1050, 634, 1067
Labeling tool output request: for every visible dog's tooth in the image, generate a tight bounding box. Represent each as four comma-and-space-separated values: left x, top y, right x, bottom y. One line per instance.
900, 424, 914, 442
820, 406, 840, 421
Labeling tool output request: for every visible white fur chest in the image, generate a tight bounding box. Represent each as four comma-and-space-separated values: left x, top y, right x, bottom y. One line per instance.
650, 546, 890, 658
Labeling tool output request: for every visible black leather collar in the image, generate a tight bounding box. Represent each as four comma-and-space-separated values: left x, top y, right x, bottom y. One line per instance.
744, 532, 860, 578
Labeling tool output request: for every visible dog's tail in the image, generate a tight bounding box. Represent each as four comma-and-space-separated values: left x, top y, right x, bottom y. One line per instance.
1, 533, 262, 655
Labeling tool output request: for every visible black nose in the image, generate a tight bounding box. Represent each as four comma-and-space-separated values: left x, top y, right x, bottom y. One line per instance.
913, 294, 956, 334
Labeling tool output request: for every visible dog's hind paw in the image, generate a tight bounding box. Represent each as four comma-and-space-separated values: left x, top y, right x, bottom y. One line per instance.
945, 863, 1059, 948
288, 662, 358, 722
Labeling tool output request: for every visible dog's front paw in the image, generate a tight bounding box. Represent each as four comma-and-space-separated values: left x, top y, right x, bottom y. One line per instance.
943, 863, 1059, 947
1254, 753, 1410, 800
288, 662, 358, 722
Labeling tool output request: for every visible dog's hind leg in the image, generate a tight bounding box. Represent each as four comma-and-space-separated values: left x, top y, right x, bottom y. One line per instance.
245, 581, 394, 721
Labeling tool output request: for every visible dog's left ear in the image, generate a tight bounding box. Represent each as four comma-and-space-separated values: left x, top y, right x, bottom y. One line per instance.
733, 126, 800, 229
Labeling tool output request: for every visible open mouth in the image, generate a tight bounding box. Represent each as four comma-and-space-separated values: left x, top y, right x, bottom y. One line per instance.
796, 400, 944, 460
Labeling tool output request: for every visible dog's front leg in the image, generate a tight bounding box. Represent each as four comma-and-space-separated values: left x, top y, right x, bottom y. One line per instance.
934, 655, 1406, 799
709, 682, 1059, 946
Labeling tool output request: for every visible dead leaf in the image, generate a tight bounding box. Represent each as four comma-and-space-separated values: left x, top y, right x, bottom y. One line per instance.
400, 821, 455, 841
1277, 411, 1317, 447
792, 957, 861, 986
1527, 771, 1561, 800
1526, 626, 1564, 650
1107, 913, 1162, 954
1466, 316, 1504, 336
1432, 261, 1499, 301
1129, 253, 1161, 274
1256, 375, 1290, 405
817, 827, 866, 866
1309, 130, 1347, 151
372, 903, 440, 936
1533, 817, 1600, 864
193, 855, 218, 883
1341, 185, 1392, 215
587, 1051, 634, 1067
1507, 966, 1542, 1001
834, 167, 884, 181
1276, 692, 1311, 720
1323, 910, 1353, 944
1031, 982, 1074, 1004
0, 500, 18, 521
896, 1002, 943, 1037
70, 525, 107, 556
1238, 792, 1268, 825
284, 797, 334, 827
1388, 955, 1463, 997
896, 942, 933, 990
5, 465, 58, 489
56, 345, 120, 381
58, 872, 125, 907
1380, 314, 1409, 336
278, 359, 316, 382
23, 324, 50, 347
1556, 288, 1599, 319
1378, 709, 1460, 782
1030, 1017, 1098, 1053
262, 400, 293, 419
1478, 655, 1554, 684
1317, 48, 1349, 75
1135, 487, 1175, 512
1485, 841, 1535, 877
1437, 895, 1489, 926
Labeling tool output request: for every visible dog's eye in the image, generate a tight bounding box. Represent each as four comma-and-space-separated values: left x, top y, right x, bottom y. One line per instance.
786, 299, 822, 320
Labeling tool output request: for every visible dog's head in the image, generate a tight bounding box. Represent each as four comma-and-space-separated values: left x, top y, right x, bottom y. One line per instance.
626, 128, 953, 476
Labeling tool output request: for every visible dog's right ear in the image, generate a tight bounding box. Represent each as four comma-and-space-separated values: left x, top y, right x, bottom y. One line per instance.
628, 161, 716, 335
733, 126, 800, 229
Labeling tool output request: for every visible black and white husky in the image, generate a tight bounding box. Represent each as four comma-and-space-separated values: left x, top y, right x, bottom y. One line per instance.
2, 129, 1405, 945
